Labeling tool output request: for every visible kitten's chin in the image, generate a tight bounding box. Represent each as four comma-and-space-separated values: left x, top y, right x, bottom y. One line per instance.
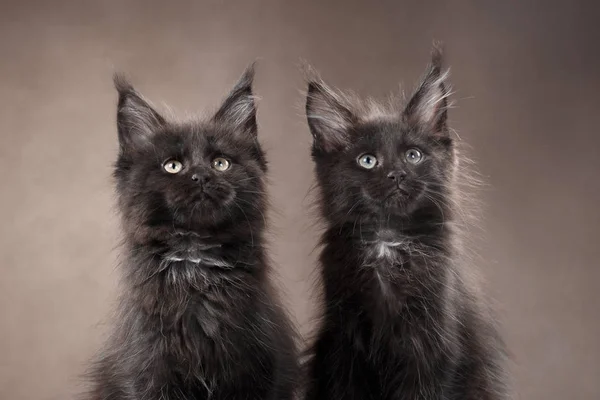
191, 188, 235, 205
168, 191, 235, 220
380, 189, 423, 216
358, 187, 407, 216
166, 203, 229, 229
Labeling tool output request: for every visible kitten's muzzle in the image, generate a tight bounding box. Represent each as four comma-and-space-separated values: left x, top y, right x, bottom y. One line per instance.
386, 170, 411, 196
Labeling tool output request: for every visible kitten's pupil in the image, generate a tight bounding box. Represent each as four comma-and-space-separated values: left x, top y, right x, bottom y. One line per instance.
358, 154, 377, 169
405, 148, 423, 164
212, 157, 231, 172
163, 159, 183, 173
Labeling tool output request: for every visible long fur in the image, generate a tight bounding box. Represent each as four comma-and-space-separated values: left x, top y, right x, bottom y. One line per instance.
84, 66, 299, 400
303, 46, 510, 400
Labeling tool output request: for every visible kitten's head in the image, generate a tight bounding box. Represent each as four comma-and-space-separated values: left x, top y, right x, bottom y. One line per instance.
306, 47, 455, 226
113, 65, 267, 237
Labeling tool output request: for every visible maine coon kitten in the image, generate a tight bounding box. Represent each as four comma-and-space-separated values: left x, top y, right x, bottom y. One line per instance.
303, 48, 509, 399
85, 66, 299, 400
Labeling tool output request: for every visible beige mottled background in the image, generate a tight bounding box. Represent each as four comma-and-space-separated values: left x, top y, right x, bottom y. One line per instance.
1, 1, 599, 399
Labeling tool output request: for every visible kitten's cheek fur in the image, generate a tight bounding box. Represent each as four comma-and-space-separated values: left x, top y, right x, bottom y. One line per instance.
213, 189, 236, 208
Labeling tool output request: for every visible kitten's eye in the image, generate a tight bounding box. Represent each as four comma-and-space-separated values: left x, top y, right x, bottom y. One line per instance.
405, 148, 423, 164
212, 157, 231, 172
357, 154, 378, 169
163, 160, 183, 174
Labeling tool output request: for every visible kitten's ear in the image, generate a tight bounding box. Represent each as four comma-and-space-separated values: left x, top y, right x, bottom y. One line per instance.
306, 76, 355, 153
114, 74, 166, 152
403, 45, 450, 137
212, 64, 257, 136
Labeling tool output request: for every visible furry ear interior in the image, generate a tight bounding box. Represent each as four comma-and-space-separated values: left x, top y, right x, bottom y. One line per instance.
114, 74, 166, 152
212, 64, 257, 136
403, 45, 450, 136
305, 77, 355, 153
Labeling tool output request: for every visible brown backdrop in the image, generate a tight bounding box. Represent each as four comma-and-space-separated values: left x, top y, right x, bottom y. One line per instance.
1, 1, 598, 399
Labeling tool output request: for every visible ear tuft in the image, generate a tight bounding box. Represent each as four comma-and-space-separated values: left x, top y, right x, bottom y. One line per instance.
305, 72, 355, 153
212, 63, 258, 136
113, 73, 135, 96
430, 41, 444, 72
113, 73, 165, 152
403, 43, 451, 136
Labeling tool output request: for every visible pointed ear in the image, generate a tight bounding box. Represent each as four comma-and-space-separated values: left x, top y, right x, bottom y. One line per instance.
114, 74, 166, 152
305, 77, 355, 153
212, 64, 257, 136
403, 45, 450, 137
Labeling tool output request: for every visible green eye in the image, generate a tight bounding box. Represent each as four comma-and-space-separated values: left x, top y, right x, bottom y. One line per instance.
163, 159, 183, 174
212, 157, 231, 172
357, 154, 377, 169
405, 148, 423, 164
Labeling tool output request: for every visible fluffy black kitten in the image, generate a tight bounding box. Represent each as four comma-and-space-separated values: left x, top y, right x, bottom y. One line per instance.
85, 66, 299, 400
303, 48, 509, 399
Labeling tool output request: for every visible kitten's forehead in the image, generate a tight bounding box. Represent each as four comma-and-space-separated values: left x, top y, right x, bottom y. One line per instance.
354, 117, 434, 150
355, 118, 408, 146
149, 124, 207, 154
149, 122, 251, 157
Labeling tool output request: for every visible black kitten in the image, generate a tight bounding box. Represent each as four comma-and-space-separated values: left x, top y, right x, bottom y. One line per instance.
303, 48, 509, 399
85, 66, 299, 400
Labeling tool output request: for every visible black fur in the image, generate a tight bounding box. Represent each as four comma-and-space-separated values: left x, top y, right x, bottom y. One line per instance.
85, 65, 299, 400
303, 47, 509, 400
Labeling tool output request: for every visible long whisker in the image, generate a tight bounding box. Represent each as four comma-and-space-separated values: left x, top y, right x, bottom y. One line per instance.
233, 197, 268, 226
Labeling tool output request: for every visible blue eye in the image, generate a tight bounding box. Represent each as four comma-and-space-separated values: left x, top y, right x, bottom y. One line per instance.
405, 148, 423, 164
357, 154, 377, 169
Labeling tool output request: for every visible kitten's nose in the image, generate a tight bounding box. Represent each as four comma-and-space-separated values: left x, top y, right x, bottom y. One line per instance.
191, 174, 210, 185
387, 171, 407, 181
190, 170, 210, 185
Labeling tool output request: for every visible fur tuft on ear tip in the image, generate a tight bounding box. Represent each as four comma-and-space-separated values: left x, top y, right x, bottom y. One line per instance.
113, 72, 136, 96
304, 74, 346, 112
113, 74, 165, 152
430, 41, 444, 71
213, 64, 258, 135
403, 45, 451, 136
299, 60, 323, 87
304, 68, 355, 153
306, 79, 328, 102
300, 60, 339, 104
235, 62, 256, 91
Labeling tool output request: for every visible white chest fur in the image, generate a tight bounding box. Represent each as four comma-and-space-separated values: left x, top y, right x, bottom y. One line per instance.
364, 234, 412, 296
163, 254, 232, 268
374, 240, 405, 260
162, 242, 233, 269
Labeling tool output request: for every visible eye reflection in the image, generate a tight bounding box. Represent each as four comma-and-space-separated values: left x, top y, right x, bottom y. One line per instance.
212, 157, 231, 172
357, 154, 377, 169
405, 148, 423, 164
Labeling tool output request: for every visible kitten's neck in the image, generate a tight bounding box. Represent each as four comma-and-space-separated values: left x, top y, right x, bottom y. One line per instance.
126, 221, 259, 245
329, 214, 450, 247
321, 217, 454, 324
122, 224, 265, 283
322, 213, 454, 289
